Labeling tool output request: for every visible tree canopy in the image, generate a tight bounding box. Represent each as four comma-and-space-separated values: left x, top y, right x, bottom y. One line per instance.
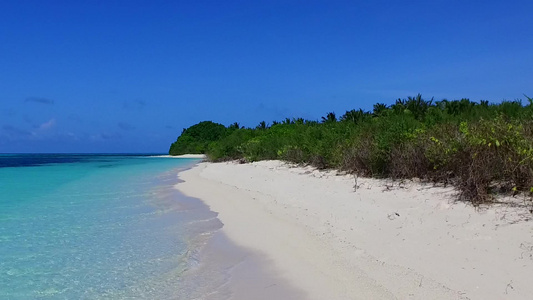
168, 121, 227, 155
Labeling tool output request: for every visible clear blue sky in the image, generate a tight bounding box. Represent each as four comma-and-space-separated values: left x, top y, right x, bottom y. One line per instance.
1, 0, 532, 153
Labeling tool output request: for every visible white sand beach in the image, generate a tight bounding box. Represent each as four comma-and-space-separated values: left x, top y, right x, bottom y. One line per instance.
156, 154, 207, 159
176, 160, 533, 300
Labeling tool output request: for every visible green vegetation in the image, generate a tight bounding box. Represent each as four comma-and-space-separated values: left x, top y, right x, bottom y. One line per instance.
168, 121, 227, 155
169, 95, 533, 205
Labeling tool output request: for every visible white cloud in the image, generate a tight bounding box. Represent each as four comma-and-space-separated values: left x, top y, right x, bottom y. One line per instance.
39, 118, 56, 130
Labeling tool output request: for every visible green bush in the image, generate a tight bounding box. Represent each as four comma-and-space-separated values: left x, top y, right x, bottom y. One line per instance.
170, 95, 533, 204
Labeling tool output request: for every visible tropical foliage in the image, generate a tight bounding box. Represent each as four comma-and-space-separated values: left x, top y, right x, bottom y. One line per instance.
170, 95, 533, 205
168, 121, 227, 155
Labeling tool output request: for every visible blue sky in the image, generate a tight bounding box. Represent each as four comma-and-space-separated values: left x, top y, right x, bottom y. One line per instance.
1, 0, 532, 153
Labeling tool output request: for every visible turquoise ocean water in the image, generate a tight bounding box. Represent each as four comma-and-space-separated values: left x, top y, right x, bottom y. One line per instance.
0, 154, 225, 299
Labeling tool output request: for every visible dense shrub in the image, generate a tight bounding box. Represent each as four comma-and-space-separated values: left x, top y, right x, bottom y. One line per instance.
169, 95, 533, 204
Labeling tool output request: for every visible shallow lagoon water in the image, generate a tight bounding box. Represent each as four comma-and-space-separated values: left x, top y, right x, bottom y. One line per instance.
0, 154, 223, 299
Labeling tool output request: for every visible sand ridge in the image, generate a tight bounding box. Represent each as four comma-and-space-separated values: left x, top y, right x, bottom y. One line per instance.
176, 160, 533, 300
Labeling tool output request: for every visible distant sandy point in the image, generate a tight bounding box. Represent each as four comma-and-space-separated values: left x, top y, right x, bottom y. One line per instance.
155, 154, 207, 159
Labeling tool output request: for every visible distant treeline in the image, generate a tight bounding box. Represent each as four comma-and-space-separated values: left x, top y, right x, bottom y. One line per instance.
169, 94, 533, 205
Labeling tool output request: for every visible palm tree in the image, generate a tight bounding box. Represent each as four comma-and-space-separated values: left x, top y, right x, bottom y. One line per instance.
445, 98, 475, 116
257, 121, 268, 130
321, 112, 337, 123
341, 109, 368, 124
293, 118, 305, 125
405, 94, 433, 120
391, 98, 406, 114
372, 103, 388, 117
282, 118, 293, 125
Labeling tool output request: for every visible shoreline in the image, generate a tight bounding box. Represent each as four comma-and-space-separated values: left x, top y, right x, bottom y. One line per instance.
155, 154, 207, 159
175, 160, 533, 299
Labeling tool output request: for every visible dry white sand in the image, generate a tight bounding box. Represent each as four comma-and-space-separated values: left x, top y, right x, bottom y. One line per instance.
176, 160, 533, 300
